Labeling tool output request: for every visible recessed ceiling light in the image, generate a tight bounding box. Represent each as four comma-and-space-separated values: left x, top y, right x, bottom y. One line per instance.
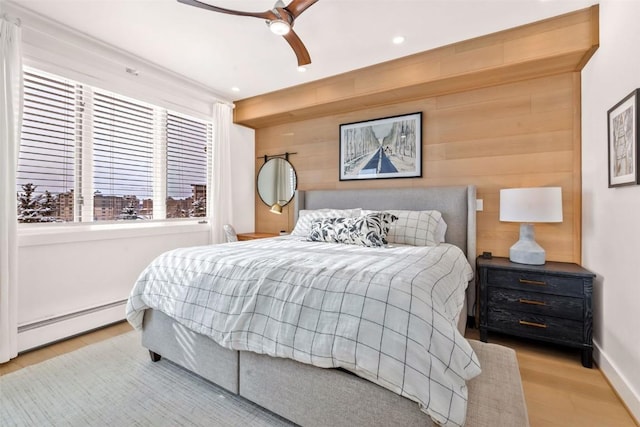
392, 36, 405, 45
231, 86, 240, 92
298, 66, 307, 72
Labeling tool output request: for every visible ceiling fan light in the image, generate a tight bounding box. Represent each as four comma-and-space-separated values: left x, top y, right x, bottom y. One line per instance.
269, 19, 290, 35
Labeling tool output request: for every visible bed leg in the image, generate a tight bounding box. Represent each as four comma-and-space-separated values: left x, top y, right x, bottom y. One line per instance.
149, 350, 162, 362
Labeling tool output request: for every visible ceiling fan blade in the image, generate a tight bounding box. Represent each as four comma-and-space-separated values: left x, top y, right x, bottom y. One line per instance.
283, 29, 311, 66
284, 0, 319, 19
177, 0, 278, 20
178, 0, 315, 66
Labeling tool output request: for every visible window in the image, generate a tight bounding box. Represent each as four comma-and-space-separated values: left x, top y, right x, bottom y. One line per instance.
166, 113, 210, 218
93, 91, 155, 221
16, 68, 212, 224
17, 71, 77, 223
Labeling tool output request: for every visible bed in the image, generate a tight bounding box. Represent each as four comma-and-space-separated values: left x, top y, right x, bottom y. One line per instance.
126, 185, 480, 427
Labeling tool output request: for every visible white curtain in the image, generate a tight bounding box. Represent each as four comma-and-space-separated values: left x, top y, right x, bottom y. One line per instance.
0, 13, 23, 363
208, 102, 234, 244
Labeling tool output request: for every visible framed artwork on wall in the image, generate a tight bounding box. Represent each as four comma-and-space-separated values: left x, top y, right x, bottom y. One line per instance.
339, 112, 422, 181
607, 89, 639, 187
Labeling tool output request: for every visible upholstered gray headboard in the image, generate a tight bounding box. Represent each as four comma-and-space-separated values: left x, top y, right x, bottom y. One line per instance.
295, 186, 476, 264
294, 185, 477, 316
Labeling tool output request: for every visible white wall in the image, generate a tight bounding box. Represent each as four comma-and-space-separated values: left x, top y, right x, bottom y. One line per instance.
17, 224, 210, 351
582, 0, 640, 420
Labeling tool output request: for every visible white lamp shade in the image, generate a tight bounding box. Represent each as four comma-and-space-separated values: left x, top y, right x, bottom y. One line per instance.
500, 187, 563, 223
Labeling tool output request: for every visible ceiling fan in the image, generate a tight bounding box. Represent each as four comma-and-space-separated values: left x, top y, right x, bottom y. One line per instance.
177, 0, 319, 66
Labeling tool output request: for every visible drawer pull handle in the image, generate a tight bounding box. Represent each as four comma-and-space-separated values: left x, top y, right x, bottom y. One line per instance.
519, 278, 546, 286
519, 320, 547, 328
518, 298, 546, 306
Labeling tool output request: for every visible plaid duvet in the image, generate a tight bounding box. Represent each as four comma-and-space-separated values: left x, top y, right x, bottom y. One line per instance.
126, 236, 480, 427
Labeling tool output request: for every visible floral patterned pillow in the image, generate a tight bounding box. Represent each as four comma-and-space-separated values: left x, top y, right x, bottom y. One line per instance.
369, 211, 397, 244
307, 212, 398, 247
291, 208, 361, 237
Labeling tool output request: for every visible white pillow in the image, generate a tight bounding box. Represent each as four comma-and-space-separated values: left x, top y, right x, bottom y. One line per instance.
363, 209, 444, 246
291, 208, 361, 237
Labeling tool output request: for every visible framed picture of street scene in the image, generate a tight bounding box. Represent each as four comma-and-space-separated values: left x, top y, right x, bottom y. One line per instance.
339, 112, 422, 181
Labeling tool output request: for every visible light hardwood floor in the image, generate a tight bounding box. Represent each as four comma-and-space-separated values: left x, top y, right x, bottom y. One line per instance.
1, 322, 637, 426
465, 328, 638, 427
0, 321, 133, 377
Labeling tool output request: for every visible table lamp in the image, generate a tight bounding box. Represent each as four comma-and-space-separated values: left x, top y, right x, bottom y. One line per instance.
499, 187, 563, 265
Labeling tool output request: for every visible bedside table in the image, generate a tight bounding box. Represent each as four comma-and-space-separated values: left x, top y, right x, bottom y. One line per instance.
477, 256, 595, 368
237, 232, 279, 241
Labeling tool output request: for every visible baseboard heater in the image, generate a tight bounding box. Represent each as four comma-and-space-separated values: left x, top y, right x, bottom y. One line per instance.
17, 299, 128, 353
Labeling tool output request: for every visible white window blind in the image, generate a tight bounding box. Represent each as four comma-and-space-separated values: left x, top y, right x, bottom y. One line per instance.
17, 67, 213, 224
92, 91, 155, 220
166, 113, 210, 218
17, 71, 77, 223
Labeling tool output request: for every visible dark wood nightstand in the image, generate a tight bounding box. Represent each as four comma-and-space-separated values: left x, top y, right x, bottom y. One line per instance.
477, 256, 595, 368
237, 232, 279, 241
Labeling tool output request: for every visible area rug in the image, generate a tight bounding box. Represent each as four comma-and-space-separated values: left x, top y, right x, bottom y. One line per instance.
0, 332, 293, 426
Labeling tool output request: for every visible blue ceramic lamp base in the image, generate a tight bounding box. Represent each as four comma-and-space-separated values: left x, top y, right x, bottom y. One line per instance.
509, 223, 546, 265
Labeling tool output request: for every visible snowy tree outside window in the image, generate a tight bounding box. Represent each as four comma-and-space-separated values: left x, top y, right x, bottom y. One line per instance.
17, 183, 57, 223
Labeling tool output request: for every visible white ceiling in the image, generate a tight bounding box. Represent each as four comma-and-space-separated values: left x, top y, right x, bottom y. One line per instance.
11, 0, 597, 101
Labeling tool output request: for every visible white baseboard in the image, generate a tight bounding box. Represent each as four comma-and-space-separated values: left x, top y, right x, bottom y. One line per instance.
17, 300, 127, 353
594, 340, 640, 423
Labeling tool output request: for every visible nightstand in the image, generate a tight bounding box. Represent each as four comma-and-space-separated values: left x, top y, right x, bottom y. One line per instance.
477, 256, 595, 368
237, 232, 279, 241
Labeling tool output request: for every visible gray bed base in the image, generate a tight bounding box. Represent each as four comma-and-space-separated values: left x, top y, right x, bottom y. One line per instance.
143, 310, 529, 427
143, 310, 442, 426
141, 185, 481, 426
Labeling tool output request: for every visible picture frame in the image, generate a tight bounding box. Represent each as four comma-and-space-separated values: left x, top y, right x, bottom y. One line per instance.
339, 112, 422, 181
607, 89, 639, 187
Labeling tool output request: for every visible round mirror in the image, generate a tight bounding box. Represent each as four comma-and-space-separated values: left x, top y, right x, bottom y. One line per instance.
257, 158, 297, 209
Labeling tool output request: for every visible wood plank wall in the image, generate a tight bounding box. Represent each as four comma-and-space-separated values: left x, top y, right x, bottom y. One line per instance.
254, 72, 580, 263
244, 7, 599, 264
